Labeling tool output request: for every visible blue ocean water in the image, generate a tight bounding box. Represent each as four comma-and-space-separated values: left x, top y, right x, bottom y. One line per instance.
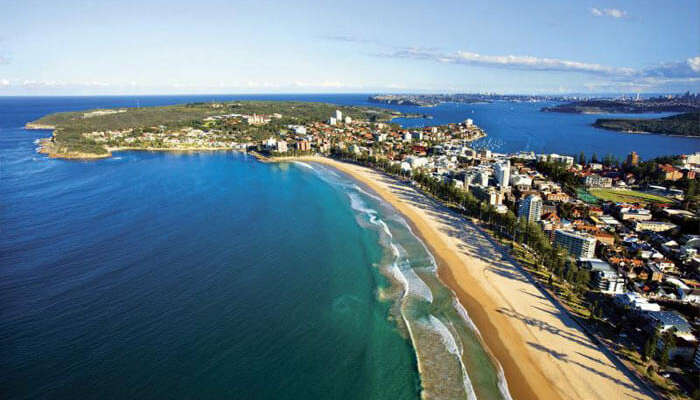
1, 95, 697, 399
1, 97, 427, 398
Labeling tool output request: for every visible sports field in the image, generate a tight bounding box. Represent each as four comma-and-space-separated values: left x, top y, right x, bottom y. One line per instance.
587, 188, 672, 204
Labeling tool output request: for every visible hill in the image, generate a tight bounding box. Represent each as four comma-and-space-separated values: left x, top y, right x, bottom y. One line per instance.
26, 101, 399, 158
592, 112, 700, 137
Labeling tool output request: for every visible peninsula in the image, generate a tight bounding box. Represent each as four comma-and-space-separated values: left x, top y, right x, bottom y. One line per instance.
542, 93, 700, 114
593, 111, 700, 137
26, 101, 486, 160
368, 93, 573, 107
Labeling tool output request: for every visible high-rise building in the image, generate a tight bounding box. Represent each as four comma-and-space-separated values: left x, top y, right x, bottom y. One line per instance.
477, 171, 489, 186
625, 151, 639, 167
494, 160, 510, 188
517, 194, 542, 223
554, 229, 597, 259
335, 110, 343, 121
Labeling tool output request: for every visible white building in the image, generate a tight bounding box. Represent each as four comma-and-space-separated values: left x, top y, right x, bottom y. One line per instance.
585, 174, 613, 188
406, 156, 429, 169
510, 174, 532, 188
615, 293, 661, 312
263, 137, 277, 149
276, 140, 288, 153
554, 229, 597, 259
477, 171, 489, 186
288, 125, 307, 135
494, 160, 511, 189
335, 110, 343, 121
329, 117, 337, 126
344, 116, 352, 124
518, 194, 542, 223
580, 259, 625, 294
374, 132, 387, 142
549, 154, 574, 167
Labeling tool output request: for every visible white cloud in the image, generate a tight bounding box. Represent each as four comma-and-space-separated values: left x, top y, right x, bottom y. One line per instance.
591, 7, 627, 19
688, 56, 700, 73
21, 79, 112, 88
380, 47, 700, 83
450, 51, 636, 75
380, 48, 637, 76
0, 78, 9, 86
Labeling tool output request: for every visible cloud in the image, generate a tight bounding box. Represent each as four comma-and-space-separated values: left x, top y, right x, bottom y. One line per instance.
379, 47, 700, 82
641, 56, 700, 78
0, 55, 9, 65
19, 79, 111, 88
591, 7, 627, 18
323, 34, 374, 44
379, 48, 637, 76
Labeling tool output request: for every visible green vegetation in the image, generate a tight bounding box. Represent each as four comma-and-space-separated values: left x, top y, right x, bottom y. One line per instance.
28, 101, 398, 156
588, 188, 672, 204
542, 99, 699, 114
593, 112, 700, 137
535, 160, 580, 190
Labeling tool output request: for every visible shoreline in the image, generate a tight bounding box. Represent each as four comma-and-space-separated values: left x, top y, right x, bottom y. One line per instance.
290, 156, 547, 400
271, 155, 653, 400
35, 138, 243, 160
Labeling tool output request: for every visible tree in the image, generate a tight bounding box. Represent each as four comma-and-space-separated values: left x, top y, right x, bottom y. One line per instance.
658, 329, 677, 369
591, 153, 599, 164
578, 152, 586, 166
642, 337, 655, 362
642, 326, 661, 363
659, 345, 670, 369
686, 179, 697, 211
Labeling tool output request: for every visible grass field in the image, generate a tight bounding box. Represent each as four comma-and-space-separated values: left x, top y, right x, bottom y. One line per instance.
588, 188, 672, 204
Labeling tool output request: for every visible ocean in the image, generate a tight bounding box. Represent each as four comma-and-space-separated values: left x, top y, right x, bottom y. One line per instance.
1, 95, 697, 399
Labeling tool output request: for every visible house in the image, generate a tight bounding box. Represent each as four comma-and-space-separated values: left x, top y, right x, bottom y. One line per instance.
658, 164, 683, 181
546, 192, 570, 202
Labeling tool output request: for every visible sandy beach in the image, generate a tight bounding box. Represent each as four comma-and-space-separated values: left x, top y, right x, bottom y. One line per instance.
284, 156, 653, 400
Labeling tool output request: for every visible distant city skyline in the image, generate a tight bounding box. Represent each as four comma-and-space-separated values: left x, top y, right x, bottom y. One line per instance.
1, 0, 698, 95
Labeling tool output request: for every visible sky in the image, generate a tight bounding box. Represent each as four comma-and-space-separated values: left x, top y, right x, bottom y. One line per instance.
0, 0, 698, 95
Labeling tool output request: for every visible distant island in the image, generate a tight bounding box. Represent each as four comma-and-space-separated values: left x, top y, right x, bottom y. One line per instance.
25, 101, 402, 159
368, 93, 573, 107
542, 93, 700, 114
593, 111, 700, 137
